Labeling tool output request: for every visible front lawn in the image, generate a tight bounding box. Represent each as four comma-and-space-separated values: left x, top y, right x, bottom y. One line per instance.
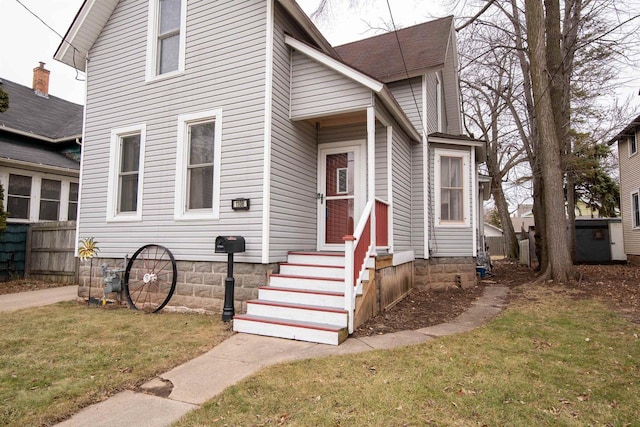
0, 302, 232, 426
177, 285, 639, 426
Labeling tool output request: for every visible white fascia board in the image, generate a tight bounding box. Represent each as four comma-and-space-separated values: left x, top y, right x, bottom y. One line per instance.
0, 159, 79, 177
428, 136, 484, 147
285, 36, 384, 92
54, 0, 119, 70
1, 127, 81, 144
277, 0, 335, 55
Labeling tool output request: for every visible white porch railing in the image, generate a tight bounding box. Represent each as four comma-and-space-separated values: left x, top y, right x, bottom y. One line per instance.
343, 199, 389, 333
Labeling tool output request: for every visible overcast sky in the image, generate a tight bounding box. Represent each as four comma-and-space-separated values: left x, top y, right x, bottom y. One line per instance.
0, 0, 447, 105
0, 0, 637, 108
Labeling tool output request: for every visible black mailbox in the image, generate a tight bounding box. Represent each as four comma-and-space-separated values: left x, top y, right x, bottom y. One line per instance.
215, 236, 246, 254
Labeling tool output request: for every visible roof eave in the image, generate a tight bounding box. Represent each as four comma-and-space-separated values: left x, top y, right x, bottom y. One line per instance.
276, 0, 337, 58
1, 126, 81, 144
54, 0, 119, 71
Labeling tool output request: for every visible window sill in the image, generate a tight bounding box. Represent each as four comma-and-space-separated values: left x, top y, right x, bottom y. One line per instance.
145, 69, 185, 84
107, 214, 142, 223
174, 211, 220, 222
435, 221, 471, 228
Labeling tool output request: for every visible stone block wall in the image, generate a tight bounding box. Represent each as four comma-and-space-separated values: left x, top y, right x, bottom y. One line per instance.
414, 257, 477, 289
77, 258, 278, 314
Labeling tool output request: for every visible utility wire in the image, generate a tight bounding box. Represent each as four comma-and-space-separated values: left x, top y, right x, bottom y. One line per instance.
14, 0, 85, 80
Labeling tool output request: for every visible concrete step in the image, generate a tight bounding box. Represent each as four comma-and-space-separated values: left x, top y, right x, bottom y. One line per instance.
269, 274, 343, 293
287, 252, 345, 267
232, 314, 348, 346
278, 263, 345, 279
245, 300, 348, 326
258, 286, 344, 308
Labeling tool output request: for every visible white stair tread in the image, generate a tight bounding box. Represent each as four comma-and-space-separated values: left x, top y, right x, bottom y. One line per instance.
259, 286, 344, 297
233, 314, 345, 332
247, 299, 346, 313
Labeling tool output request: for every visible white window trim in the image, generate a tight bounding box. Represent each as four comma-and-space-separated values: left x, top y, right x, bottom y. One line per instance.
629, 132, 638, 157
632, 191, 640, 229
145, 0, 187, 82
174, 109, 223, 221
106, 124, 146, 222
434, 148, 470, 228
0, 169, 78, 223
435, 73, 443, 133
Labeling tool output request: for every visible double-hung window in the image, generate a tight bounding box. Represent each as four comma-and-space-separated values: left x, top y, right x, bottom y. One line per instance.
7, 174, 32, 220
147, 0, 186, 80
107, 125, 146, 221
630, 132, 638, 157
39, 179, 61, 221
175, 110, 222, 220
68, 183, 79, 221
435, 149, 469, 226
633, 192, 640, 229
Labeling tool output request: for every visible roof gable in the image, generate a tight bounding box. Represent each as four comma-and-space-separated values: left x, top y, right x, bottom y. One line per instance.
0, 79, 83, 142
609, 113, 640, 145
334, 16, 454, 83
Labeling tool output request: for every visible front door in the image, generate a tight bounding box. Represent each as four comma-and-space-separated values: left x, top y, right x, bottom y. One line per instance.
318, 142, 365, 251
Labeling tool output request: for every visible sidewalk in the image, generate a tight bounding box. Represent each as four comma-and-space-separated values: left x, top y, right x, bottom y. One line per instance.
0, 286, 77, 312
56, 285, 509, 427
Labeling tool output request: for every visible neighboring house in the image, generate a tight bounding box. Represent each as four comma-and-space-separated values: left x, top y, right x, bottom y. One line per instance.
0, 64, 82, 224
483, 223, 503, 238
55, 0, 485, 345
609, 113, 640, 265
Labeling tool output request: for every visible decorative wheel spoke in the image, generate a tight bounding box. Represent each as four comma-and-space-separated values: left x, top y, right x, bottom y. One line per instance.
124, 244, 177, 313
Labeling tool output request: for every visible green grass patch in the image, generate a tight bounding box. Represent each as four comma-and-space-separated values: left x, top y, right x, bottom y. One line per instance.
177, 286, 639, 426
0, 302, 231, 426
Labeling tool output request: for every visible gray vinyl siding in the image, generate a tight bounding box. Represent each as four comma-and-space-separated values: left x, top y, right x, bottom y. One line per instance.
429, 145, 474, 257
443, 34, 462, 135
388, 78, 424, 135
392, 128, 412, 252
426, 73, 438, 134
79, 0, 268, 262
268, 3, 319, 260
318, 123, 366, 145
618, 137, 640, 255
411, 142, 425, 258
375, 121, 388, 201
290, 51, 373, 119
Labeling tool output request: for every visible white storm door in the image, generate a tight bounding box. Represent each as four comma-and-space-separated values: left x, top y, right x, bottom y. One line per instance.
318, 143, 365, 251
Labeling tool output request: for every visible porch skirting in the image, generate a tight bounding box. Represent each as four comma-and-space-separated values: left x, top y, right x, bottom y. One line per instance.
77, 258, 278, 314
414, 257, 477, 289
627, 254, 640, 266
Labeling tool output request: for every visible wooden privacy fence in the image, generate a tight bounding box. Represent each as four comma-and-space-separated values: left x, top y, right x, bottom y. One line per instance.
485, 236, 506, 257
26, 221, 78, 284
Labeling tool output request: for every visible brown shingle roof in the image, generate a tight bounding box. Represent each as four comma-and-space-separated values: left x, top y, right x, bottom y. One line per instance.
334, 16, 453, 83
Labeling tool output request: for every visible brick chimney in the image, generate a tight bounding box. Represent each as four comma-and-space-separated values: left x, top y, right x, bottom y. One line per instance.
33, 62, 50, 98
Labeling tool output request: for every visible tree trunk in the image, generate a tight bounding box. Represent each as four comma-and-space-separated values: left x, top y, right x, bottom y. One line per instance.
491, 179, 519, 258
525, 0, 575, 282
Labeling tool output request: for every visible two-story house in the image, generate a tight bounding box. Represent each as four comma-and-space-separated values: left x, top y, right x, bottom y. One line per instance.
0, 64, 82, 279
609, 114, 640, 265
55, 0, 485, 344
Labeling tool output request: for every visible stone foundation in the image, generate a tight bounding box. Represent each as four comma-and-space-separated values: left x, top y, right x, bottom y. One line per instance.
77, 258, 278, 314
627, 254, 640, 266
414, 257, 477, 289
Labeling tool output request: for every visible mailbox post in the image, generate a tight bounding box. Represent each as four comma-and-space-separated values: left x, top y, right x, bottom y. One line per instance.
215, 236, 245, 322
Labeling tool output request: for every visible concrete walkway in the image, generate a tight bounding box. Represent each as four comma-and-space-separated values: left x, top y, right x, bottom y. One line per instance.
56, 285, 509, 427
0, 286, 77, 312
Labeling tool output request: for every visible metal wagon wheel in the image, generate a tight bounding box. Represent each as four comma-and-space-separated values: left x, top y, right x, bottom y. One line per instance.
124, 244, 177, 313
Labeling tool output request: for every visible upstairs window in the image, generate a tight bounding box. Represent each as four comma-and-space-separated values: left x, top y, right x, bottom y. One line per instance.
147, 0, 186, 80
630, 132, 638, 157
7, 174, 31, 220
107, 125, 146, 221
175, 110, 222, 220
39, 179, 61, 221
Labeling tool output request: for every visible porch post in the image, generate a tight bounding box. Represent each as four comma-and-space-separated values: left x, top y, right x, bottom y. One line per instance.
367, 106, 376, 252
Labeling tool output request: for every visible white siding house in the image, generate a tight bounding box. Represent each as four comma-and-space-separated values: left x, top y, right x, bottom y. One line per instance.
609, 114, 640, 265
55, 0, 486, 344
